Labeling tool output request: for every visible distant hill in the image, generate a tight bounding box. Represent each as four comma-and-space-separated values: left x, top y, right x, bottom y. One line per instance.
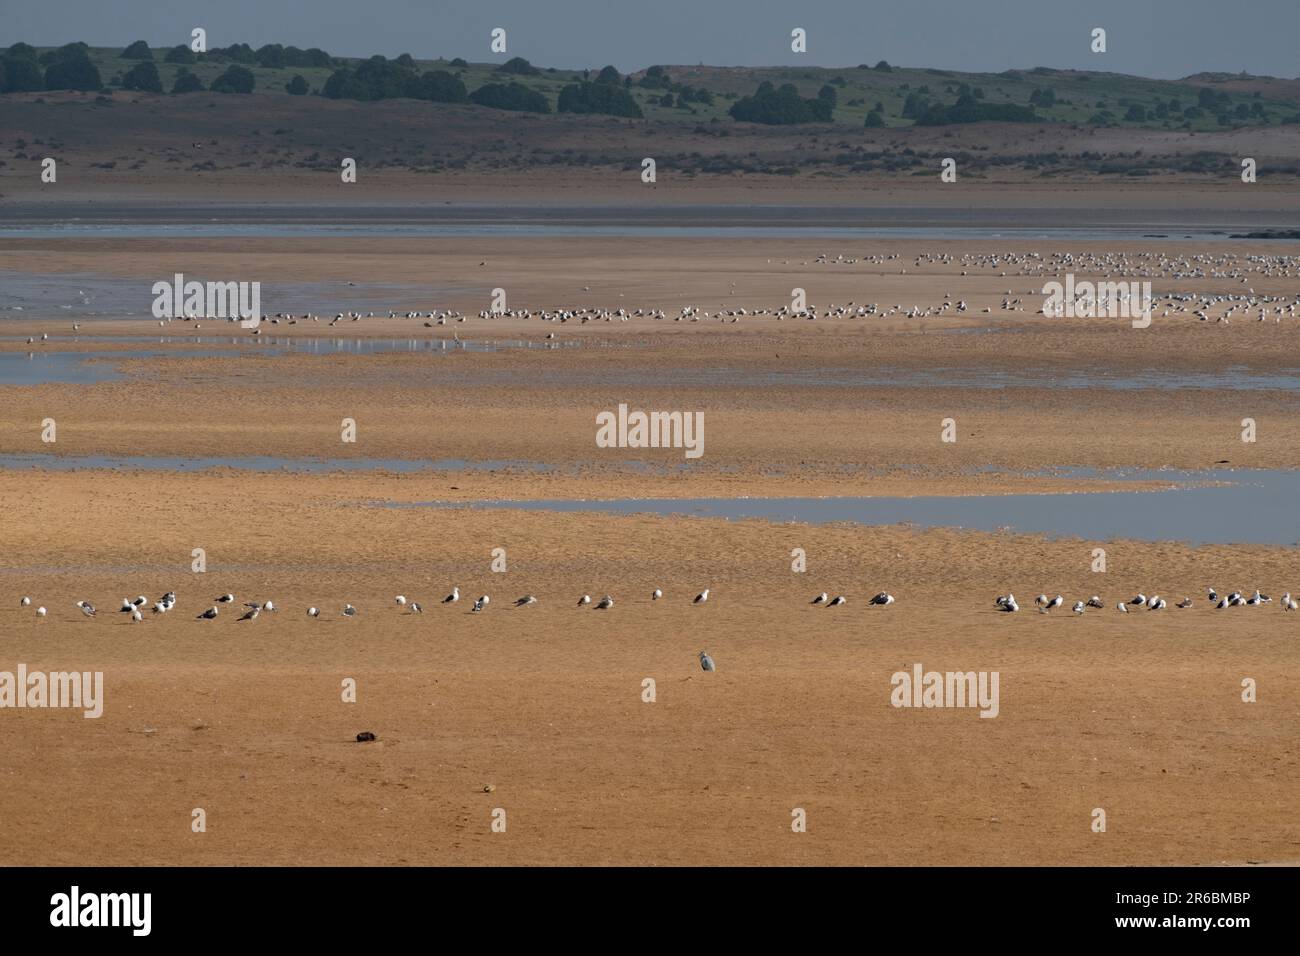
5, 43, 1300, 132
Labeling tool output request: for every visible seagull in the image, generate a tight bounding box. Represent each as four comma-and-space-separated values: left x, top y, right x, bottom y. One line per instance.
1206, 587, 1218, 603
442, 587, 459, 604
514, 595, 537, 607
471, 596, 487, 613
699, 651, 715, 672
264, 600, 275, 612
76, 601, 96, 617
308, 607, 320, 617
1146, 595, 1160, 608
197, 607, 218, 620
595, 595, 614, 609
1086, 596, 1104, 609
1176, 597, 1193, 609
36, 607, 46, 617
1216, 596, 1230, 609
343, 604, 357, 617
577, 594, 592, 606
652, 588, 663, 600
409, 602, 423, 613
1129, 594, 1146, 606
1283, 593, 1298, 612
869, 592, 894, 605
827, 595, 847, 606
1072, 601, 1085, 614
20, 596, 31, 607
239, 606, 260, 621
694, 589, 710, 604
1116, 602, 1128, 613
1040, 594, 1064, 613
132, 596, 147, 607
996, 594, 1019, 612
1034, 594, 1049, 608
120, 599, 134, 613
152, 602, 167, 614
395, 595, 407, 605
1149, 598, 1166, 610
131, 608, 143, 622
216, 594, 234, 603
811, 592, 828, 605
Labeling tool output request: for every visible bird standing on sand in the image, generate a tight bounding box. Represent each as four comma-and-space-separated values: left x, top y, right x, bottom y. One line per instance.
694, 589, 710, 605
20, 597, 31, 607
36, 607, 46, 617
1176, 597, 1193, 609
595, 595, 614, 609
811, 592, 828, 605
395, 595, 406, 606
1040, 595, 1063, 613
652, 588, 663, 601
1282, 593, 1298, 612
869, 592, 894, 605
1072, 601, 1085, 614
577, 594, 592, 606
1086, 596, 1104, 609
827, 595, 847, 607
197, 607, 218, 620
472, 596, 487, 613
996, 594, 1019, 612
1116, 602, 1128, 613
409, 602, 423, 614
131, 608, 143, 622
1130, 594, 1146, 606
514, 595, 537, 607
308, 607, 320, 617
699, 651, 715, 672
217, 594, 234, 603
239, 606, 260, 621
443, 587, 459, 604
76, 601, 96, 617
343, 604, 357, 617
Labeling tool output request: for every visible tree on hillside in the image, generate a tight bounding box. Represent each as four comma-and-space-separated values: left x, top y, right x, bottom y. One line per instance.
121, 60, 163, 93
864, 110, 885, 127
210, 64, 255, 94
164, 44, 196, 64
121, 40, 152, 60
415, 70, 467, 103
43, 44, 101, 91
557, 79, 643, 117
595, 64, 620, 85
2, 50, 43, 92
285, 74, 309, 95
171, 68, 204, 94
496, 56, 539, 76
469, 81, 549, 112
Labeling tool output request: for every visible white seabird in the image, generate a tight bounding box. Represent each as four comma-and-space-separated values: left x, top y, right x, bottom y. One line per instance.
76, 601, 96, 617
699, 651, 715, 672
1086, 596, 1104, 609
442, 587, 459, 604
652, 588, 663, 600
811, 592, 828, 605
514, 595, 536, 607
1149, 598, 1166, 610
1283, 593, 1298, 612
471, 597, 487, 613
36, 606, 46, 617
343, 604, 357, 616
1130, 594, 1146, 606
694, 589, 710, 604
827, 595, 847, 606
197, 606, 218, 620
20, 596, 31, 607
395, 595, 407, 605
308, 607, 320, 617
869, 592, 894, 605
1072, 601, 1085, 614
996, 594, 1019, 612
239, 606, 260, 621
1116, 602, 1128, 613
595, 595, 614, 609
216, 594, 234, 603
1216, 596, 1230, 609
131, 608, 143, 622
1040, 594, 1063, 613
1176, 597, 1193, 609
577, 594, 592, 606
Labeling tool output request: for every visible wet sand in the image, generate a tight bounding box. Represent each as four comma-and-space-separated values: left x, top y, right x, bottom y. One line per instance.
1, 236, 1298, 865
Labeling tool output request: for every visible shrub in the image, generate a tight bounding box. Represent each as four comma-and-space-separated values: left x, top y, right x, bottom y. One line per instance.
557, 80, 643, 117
285, 74, 308, 95
210, 64, 255, 94
171, 69, 204, 94
469, 81, 549, 112
121, 40, 152, 60
121, 60, 163, 93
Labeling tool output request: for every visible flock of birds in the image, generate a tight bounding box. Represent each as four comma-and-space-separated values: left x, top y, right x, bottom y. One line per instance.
995, 587, 1299, 614
16, 587, 733, 669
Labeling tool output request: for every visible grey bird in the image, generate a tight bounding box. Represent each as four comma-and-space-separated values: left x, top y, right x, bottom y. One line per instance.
76, 601, 96, 617
514, 595, 537, 607
238, 606, 260, 621
409, 602, 423, 614
699, 651, 715, 672
471, 596, 487, 613
343, 604, 357, 617
577, 594, 592, 606
216, 594, 235, 603
595, 595, 614, 609
197, 606, 218, 620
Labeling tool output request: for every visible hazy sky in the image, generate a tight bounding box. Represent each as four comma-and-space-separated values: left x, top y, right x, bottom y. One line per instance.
5, 0, 1298, 79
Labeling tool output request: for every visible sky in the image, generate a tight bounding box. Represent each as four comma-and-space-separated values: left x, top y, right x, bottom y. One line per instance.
4, 0, 1298, 80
